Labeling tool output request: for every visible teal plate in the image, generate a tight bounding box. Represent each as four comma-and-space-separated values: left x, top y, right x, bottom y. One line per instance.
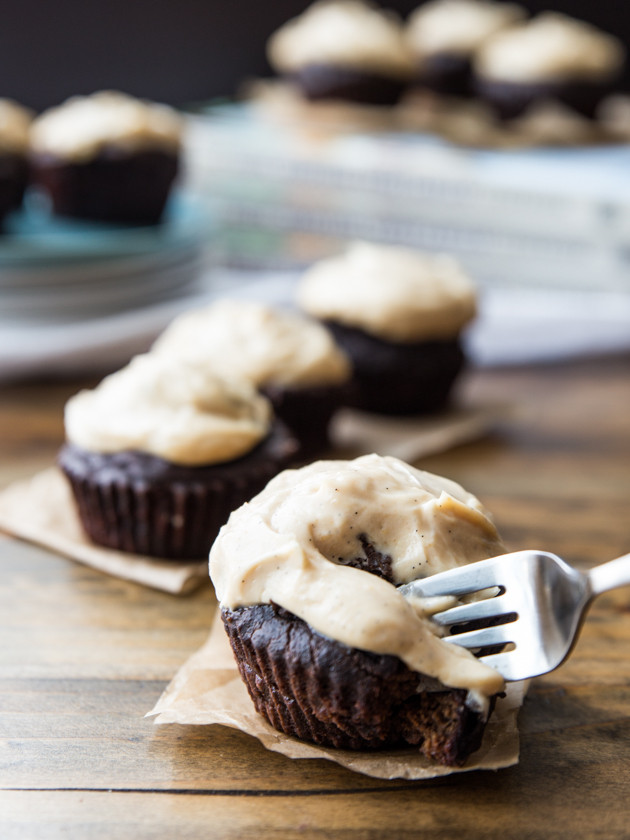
0, 190, 209, 268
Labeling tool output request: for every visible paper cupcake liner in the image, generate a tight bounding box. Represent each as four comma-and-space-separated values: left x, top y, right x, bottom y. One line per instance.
291, 64, 408, 106
58, 424, 298, 560
261, 381, 349, 457
31, 148, 179, 225
323, 320, 466, 415
221, 604, 490, 766
474, 76, 616, 121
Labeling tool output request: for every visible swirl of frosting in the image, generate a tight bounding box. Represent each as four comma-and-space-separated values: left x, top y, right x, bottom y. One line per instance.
30, 91, 183, 162
0, 99, 32, 153
64, 354, 272, 466
406, 0, 526, 58
153, 300, 351, 388
267, 0, 415, 78
475, 13, 626, 83
211, 453, 506, 700
297, 241, 477, 342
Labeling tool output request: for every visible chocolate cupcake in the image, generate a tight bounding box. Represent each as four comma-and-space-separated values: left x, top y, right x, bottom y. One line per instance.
152, 299, 351, 457
30, 91, 182, 225
58, 354, 298, 559
0, 99, 32, 225
211, 454, 506, 765
267, 1, 415, 106
473, 13, 626, 120
297, 242, 477, 416
406, 0, 526, 98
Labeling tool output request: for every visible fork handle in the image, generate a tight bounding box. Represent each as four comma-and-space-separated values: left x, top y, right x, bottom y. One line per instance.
587, 552, 630, 598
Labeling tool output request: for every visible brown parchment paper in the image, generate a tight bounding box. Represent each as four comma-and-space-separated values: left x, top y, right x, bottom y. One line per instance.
330, 404, 505, 462
0, 468, 208, 595
148, 611, 527, 780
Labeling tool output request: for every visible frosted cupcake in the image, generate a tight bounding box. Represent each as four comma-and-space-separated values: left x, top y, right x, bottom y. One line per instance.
0, 99, 32, 224
58, 354, 298, 559
406, 0, 526, 98
152, 300, 351, 457
473, 13, 626, 120
267, 0, 415, 105
30, 91, 183, 224
297, 242, 476, 415
211, 453, 506, 765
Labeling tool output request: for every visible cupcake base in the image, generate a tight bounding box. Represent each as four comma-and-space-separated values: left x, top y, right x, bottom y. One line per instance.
0, 152, 29, 223
324, 320, 465, 415
290, 64, 408, 105
261, 381, 348, 458
474, 76, 616, 121
221, 533, 494, 766
222, 603, 489, 765
415, 53, 473, 98
31, 147, 179, 225
58, 422, 298, 559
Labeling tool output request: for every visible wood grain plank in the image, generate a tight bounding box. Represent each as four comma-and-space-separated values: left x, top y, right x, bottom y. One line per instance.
2, 771, 630, 840
1, 357, 629, 838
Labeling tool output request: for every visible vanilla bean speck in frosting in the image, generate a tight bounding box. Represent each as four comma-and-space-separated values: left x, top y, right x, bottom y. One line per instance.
153, 300, 351, 389
268, 0, 415, 79
297, 241, 477, 343
211, 453, 506, 701
64, 354, 272, 466
407, 0, 526, 58
30, 91, 183, 162
475, 13, 625, 84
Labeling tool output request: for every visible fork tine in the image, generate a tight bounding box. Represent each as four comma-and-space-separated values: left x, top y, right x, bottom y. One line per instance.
443, 623, 515, 650
431, 594, 512, 627
399, 554, 513, 599
478, 650, 521, 680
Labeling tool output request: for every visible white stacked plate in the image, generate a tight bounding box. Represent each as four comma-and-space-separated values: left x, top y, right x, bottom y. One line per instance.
0, 193, 208, 323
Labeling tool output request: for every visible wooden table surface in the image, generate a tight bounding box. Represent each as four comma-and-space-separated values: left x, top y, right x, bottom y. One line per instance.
2, 355, 630, 839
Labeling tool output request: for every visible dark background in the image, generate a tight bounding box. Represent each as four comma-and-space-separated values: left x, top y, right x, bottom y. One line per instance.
3, 1, 630, 112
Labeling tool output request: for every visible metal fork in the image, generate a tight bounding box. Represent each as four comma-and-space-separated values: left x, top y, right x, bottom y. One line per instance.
398, 550, 630, 681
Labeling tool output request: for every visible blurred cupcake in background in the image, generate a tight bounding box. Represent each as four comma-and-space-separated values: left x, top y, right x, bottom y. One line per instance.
406, 0, 526, 98
30, 91, 183, 225
0, 99, 32, 225
473, 13, 626, 120
58, 354, 298, 559
297, 241, 477, 416
153, 299, 352, 458
267, 0, 415, 105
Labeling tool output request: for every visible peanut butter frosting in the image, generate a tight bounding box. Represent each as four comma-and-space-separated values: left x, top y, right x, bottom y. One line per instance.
0, 99, 32, 153
297, 241, 477, 342
407, 0, 526, 58
64, 354, 272, 466
210, 454, 506, 701
153, 300, 351, 388
267, 0, 415, 79
30, 91, 183, 162
475, 13, 626, 83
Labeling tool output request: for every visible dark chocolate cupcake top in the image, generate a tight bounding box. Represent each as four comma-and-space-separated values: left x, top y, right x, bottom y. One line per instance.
64, 353, 272, 466
30, 90, 182, 162
210, 453, 506, 702
406, 0, 526, 60
153, 299, 351, 389
267, 0, 415, 80
297, 241, 477, 342
474, 13, 626, 84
